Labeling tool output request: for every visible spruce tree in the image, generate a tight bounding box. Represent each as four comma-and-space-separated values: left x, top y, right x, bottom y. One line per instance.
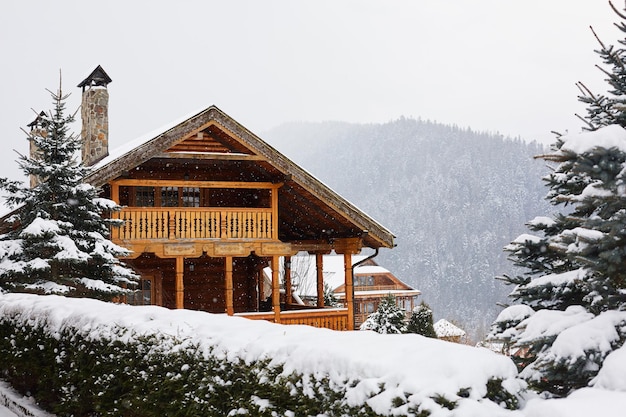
491, 2, 626, 396
359, 293, 407, 334
405, 301, 437, 337
0, 84, 137, 299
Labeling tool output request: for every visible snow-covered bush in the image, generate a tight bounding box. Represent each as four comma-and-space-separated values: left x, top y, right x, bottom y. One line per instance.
0, 294, 524, 416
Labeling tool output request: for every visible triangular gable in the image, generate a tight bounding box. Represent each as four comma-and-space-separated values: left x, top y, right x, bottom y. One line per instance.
165, 126, 254, 155
85, 106, 395, 249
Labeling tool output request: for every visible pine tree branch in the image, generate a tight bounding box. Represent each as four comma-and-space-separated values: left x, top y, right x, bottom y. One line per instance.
575, 113, 595, 129
609, 0, 626, 21
591, 25, 626, 71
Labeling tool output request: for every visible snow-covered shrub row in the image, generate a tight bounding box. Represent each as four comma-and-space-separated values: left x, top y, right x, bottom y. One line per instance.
0, 294, 524, 416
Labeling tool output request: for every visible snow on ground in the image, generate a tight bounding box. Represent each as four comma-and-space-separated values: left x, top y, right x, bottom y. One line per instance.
0, 380, 54, 417
1, 293, 626, 416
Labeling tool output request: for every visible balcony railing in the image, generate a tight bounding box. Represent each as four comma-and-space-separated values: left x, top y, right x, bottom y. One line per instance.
112, 207, 275, 240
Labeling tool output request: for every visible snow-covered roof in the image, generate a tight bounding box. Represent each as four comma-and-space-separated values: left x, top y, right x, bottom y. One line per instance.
83, 105, 395, 249
434, 319, 466, 338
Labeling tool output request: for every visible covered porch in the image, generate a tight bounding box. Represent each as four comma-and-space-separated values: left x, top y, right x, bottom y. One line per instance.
120, 239, 360, 330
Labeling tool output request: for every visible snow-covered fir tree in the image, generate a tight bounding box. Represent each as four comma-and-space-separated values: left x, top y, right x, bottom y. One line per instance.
360, 293, 406, 334
0, 84, 137, 299
491, 2, 626, 397
406, 301, 437, 337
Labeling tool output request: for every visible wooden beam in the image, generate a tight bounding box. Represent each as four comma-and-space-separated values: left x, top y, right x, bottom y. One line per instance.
157, 152, 266, 161
271, 186, 279, 240
344, 253, 354, 330
225, 256, 234, 315
271, 255, 281, 323
284, 256, 292, 305
111, 178, 282, 190
316, 253, 324, 308
175, 257, 184, 309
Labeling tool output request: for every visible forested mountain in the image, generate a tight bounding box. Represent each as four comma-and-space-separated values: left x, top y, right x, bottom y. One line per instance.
264, 118, 551, 341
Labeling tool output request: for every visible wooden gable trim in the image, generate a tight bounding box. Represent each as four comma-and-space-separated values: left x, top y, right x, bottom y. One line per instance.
111, 179, 282, 190
204, 111, 395, 249
156, 152, 266, 161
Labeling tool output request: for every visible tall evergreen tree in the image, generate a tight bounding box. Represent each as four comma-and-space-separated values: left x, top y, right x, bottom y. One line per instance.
0, 84, 137, 299
491, 2, 626, 396
359, 294, 407, 334
405, 301, 437, 337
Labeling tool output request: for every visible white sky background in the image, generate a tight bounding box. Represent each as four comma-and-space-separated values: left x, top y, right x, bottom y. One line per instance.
0, 1, 621, 182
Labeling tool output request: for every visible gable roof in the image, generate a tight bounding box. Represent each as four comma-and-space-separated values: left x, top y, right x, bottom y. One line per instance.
434, 319, 466, 338
85, 105, 395, 249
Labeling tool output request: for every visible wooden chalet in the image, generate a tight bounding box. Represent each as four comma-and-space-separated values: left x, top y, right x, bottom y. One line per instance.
75, 66, 395, 330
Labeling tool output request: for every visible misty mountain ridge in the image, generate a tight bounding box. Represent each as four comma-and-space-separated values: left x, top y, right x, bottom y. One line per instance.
263, 117, 551, 342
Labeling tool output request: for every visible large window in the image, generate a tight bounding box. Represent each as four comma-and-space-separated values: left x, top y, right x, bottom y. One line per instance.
161, 187, 179, 207
182, 187, 200, 207
120, 185, 268, 208
354, 275, 375, 287
127, 279, 152, 306
135, 187, 155, 207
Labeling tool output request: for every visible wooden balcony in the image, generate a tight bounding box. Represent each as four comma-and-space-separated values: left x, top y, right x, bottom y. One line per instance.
112, 207, 276, 241
237, 308, 351, 331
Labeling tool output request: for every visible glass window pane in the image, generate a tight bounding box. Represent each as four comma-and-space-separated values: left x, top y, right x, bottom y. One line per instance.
161, 187, 179, 207
135, 187, 155, 207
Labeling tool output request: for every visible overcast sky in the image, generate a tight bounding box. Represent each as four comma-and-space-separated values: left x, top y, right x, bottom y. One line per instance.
0, 1, 621, 181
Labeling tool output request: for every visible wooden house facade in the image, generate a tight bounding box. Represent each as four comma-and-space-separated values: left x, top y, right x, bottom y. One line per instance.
76, 67, 395, 331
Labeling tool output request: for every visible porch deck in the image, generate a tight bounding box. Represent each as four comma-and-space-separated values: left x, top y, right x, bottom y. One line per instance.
236, 308, 351, 331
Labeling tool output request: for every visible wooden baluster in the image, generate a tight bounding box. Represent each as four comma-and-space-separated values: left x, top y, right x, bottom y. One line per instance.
221, 213, 228, 239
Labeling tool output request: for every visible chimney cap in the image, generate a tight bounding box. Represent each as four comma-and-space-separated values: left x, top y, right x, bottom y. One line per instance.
77, 65, 112, 90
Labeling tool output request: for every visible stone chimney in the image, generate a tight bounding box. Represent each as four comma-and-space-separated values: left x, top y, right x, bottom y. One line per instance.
27, 111, 47, 188
77, 65, 112, 166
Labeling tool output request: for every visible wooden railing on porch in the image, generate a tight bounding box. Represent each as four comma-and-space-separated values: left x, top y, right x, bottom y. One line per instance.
237, 308, 351, 331
112, 207, 274, 240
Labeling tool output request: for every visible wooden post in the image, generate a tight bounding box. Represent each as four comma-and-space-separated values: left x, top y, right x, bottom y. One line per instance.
344, 253, 354, 330
175, 257, 184, 309
271, 255, 281, 323
225, 256, 234, 315
284, 256, 292, 305
110, 182, 120, 240
316, 253, 324, 308
111, 182, 120, 203
271, 186, 279, 240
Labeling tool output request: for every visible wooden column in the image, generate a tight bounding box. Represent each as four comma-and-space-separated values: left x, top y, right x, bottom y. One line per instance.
225, 256, 234, 315
316, 253, 324, 308
284, 256, 292, 305
271, 255, 281, 323
271, 186, 279, 239
344, 253, 354, 330
175, 257, 184, 309
110, 182, 120, 203
110, 182, 121, 240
